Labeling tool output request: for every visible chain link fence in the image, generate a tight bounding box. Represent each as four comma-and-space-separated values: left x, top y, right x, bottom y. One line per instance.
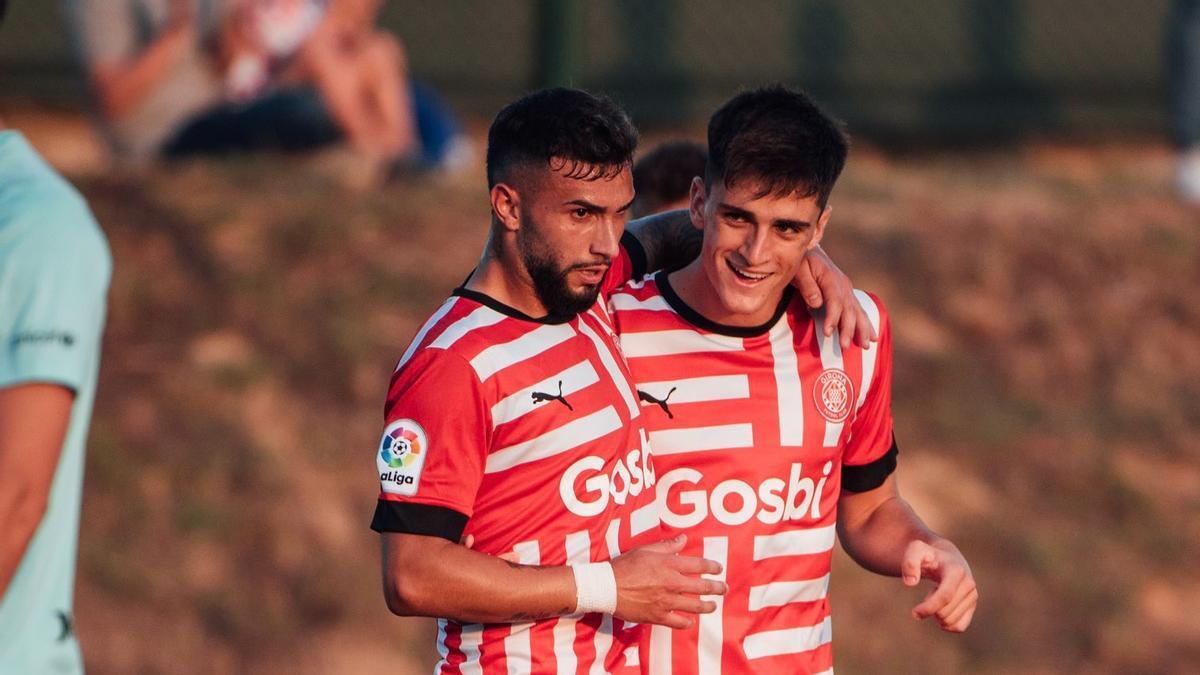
0, 0, 1174, 137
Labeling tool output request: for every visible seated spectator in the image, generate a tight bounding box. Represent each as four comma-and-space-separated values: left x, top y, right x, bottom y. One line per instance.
631, 139, 707, 217
66, 0, 224, 161
65, 0, 468, 171
211, 0, 418, 162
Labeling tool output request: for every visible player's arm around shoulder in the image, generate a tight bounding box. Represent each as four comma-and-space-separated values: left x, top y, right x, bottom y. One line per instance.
837, 474, 978, 633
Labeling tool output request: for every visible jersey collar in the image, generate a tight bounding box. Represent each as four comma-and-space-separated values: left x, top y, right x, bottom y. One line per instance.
656, 269, 796, 338
452, 286, 577, 325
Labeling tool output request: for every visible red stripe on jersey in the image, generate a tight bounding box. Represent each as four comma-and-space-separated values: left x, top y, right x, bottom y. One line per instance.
437, 619, 466, 674
611, 273, 895, 675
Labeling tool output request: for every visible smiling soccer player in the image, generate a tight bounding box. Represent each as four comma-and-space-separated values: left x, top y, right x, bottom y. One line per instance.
610, 86, 978, 674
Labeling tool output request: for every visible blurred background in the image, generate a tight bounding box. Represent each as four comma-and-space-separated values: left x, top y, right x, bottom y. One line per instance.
2, 0, 1198, 673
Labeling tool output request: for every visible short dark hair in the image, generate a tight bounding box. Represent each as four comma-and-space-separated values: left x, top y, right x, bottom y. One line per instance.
632, 140, 707, 216
705, 85, 848, 207
486, 87, 638, 187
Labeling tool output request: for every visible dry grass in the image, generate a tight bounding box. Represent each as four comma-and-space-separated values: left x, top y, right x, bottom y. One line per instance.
10, 111, 1198, 674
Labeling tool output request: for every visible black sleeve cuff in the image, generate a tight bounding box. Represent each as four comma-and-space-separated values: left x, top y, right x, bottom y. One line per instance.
620, 230, 648, 280
842, 437, 899, 493
371, 501, 469, 542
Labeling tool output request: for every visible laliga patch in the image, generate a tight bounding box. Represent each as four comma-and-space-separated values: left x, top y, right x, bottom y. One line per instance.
377, 419, 428, 496
813, 369, 854, 423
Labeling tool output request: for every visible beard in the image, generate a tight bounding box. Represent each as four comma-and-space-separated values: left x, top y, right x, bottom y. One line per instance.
518, 224, 606, 318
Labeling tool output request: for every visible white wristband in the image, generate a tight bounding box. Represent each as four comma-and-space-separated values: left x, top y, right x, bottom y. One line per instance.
570, 562, 618, 615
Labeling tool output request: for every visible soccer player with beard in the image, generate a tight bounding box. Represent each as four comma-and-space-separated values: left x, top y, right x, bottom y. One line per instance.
372, 87, 872, 673
609, 86, 977, 674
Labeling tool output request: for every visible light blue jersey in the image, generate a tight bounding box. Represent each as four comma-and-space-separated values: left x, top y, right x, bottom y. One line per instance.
0, 131, 111, 674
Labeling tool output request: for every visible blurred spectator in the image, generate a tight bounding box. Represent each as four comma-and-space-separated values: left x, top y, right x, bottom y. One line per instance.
65, 0, 468, 170
290, 0, 470, 170
65, 0, 224, 161
0, 116, 112, 672
274, 0, 418, 161
631, 139, 707, 217
1170, 0, 1200, 203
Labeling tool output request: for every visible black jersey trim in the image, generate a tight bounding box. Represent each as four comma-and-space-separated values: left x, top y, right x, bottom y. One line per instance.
620, 230, 649, 280
841, 437, 899, 493
452, 285, 575, 325
371, 501, 470, 542
656, 270, 796, 338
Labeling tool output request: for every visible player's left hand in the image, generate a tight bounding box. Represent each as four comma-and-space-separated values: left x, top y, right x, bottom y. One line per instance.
902, 539, 977, 632
794, 246, 877, 350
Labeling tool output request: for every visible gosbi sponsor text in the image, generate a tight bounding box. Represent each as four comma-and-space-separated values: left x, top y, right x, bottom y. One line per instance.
656, 461, 835, 528
560, 445, 657, 517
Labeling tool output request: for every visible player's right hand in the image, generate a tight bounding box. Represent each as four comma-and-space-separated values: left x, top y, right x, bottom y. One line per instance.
610, 534, 726, 629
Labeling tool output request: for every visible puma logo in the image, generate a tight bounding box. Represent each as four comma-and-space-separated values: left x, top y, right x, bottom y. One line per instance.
531, 381, 573, 411
638, 387, 676, 419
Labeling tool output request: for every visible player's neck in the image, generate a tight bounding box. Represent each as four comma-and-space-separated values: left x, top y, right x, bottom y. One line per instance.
668, 258, 784, 329
465, 245, 551, 319
668, 259, 720, 321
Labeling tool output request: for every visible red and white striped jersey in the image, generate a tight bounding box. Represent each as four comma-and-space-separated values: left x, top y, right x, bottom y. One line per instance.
372, 244, 662, 674
609, 272, 898, 675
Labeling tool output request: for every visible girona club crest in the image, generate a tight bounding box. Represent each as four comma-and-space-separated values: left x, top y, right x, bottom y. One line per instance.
814, 369, 854, 423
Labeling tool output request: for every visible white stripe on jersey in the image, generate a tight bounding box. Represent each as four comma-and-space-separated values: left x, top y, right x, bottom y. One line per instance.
491, 360, 601, 426
505, 628, 532, 675
554, 532, 592, 675
853, 289, 881, 411
459, 623, 486, 675
620, 330, 743, 358
649, 624, 672, 675
609, 292, 672, 312
554, 617, 580, 675
630, 498, 661, 537
648, 423, 753, 456
395, 297, 459, 372
565, 529, 592, 562
590, 615, 615, 675
605, 519, 622, 559
576, 319, 641, 420
503, 542, 542, 675
747, 574, 831, 610
698, 537, 729, 675
430, 304, 507, 351
752, 525, 837, 560
768, 318, 805, 446
485, 406, 623, 474
573, 528, 613, 675
635, 374, 749, 405
817, 327, 846, 447
624, 646, 640, 667
742, 616, 832, 660
470, 323, 576, 381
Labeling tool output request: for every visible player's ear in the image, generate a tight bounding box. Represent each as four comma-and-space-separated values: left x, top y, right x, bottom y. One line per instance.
808, 204, 832, 251
490, 182, 521, 233
688, 176, 707, 231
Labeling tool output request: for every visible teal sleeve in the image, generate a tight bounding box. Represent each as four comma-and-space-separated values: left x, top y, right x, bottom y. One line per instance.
0, 198, 112, 392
